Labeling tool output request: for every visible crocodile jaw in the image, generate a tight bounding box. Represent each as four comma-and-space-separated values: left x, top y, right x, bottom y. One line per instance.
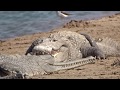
33, 45, 60, 56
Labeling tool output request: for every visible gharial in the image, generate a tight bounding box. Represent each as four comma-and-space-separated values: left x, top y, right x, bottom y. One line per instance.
0, 31, 120, 79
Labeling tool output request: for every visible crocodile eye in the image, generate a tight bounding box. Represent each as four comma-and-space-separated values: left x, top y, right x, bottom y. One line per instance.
67, 36, 72, 40
38, 39, 43, 43
53, 39, 57, 42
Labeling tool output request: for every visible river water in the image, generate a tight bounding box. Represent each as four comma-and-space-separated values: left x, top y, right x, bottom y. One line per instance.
0, 11, 119, 40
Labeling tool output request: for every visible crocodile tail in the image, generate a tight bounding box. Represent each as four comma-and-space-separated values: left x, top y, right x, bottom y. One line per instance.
80, 33, 98, 48
96, 37, 120, 57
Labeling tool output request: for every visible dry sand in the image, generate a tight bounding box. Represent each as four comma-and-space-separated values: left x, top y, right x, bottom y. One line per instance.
0, 13, 120, 79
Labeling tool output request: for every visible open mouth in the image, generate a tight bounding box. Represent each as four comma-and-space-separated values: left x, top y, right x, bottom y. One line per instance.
32, 47, 60, 57
32, 44, 68, 58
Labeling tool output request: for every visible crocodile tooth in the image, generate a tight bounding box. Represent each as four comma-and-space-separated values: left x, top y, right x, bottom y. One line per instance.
42, 52, 45, 55
51, 52, 59, 57
12, 71, 17, 74
4, 68, 9, 71
47, 52, 50, 54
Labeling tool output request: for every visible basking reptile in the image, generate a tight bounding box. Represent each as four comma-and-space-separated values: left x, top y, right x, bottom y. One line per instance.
0, 31, 120, 79
26, 31, 120, 59
0, 31, 101, 79
26, 31, 105, 61
0, 54, 95, 79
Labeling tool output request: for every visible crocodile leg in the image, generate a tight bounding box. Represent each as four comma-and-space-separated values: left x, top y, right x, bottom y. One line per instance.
80, 46, 105, 59
0, 73, 24, 79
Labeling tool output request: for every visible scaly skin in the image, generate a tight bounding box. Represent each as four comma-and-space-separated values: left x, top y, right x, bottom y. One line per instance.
1, 31, 119, 79
26, 31, 105, 60
96, 37, 120, 57
27, 31, 120, 59
0, 54, 95, 79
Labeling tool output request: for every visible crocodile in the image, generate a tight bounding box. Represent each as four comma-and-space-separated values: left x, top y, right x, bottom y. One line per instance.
0, 54, 95, 79
26, 31, 120, 59
1, 31, 120, 79
26, 31, 105, 61
0, 31, 102, 79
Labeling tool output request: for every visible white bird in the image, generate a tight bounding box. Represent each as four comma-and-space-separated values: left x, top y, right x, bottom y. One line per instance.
56, 11, 71, 18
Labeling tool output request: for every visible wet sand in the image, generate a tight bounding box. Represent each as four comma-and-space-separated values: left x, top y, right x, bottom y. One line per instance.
0, 13, 120, 79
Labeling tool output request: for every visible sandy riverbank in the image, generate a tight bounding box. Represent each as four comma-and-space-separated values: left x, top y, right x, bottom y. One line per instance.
0, 13, 120, 79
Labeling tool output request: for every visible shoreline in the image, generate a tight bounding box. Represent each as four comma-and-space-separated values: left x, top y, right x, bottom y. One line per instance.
0, 13, 120, 79
1, 13, 120, 55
